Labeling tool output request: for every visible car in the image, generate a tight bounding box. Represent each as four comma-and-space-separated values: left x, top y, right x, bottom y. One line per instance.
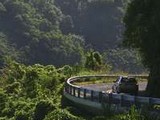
112, 76, 138, 95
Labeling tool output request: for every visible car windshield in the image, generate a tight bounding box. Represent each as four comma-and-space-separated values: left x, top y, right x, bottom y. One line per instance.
128, 78, 137, 83
121, 77, 137, 84
121, 78, 128, 83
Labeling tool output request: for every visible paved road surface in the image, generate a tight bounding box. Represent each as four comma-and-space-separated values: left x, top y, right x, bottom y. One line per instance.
81, 82, 147, 92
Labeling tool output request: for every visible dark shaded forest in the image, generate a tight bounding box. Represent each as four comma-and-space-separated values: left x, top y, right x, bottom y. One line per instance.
0, 0, 144, 73
2, 0, 160, 120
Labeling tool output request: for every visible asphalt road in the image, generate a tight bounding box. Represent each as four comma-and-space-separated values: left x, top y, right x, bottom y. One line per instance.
81, 82, 147, 92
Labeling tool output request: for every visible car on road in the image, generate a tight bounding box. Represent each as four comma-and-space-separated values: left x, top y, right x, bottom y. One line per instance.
112, 76, 138, 95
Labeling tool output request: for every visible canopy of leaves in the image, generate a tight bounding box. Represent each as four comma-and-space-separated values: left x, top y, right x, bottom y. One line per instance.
0, 0, 84, 66
104, 48, 145, 73
124, 0, 160, 68
56, 0, 129, 51
0, 0, 143, 73
85, 51, 103, 70
0, 32, 20, 67
124, 0, 160, 97
0, 61, 152, 120
0, 61, 83, 120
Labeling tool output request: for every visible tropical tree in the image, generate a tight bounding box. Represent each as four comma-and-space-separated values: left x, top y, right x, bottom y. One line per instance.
124, 0, 160, 97
0, 0, 84, 66
85, 51, 103, 70
55, 0, 128, 51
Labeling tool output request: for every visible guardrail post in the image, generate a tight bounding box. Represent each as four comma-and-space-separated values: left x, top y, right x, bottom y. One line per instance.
67, 84, 69, 93
149, 97, 152, 105
71, 86, 74, 95
99, 92, 102, 103
68, 85, 71, 94
120, 94, 124, 106
78, 88, 80, 98
84, 89, 86, 99
70, 86, 73, 95
108, 93, 112, 104
73, 87, 76, 96
64, 83, 67, 93
148, 97, 153, 110
134, 96, 137, 106
91, 90, 94, 101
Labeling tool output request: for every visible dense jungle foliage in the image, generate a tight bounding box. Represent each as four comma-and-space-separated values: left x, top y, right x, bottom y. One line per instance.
0, 0, 144, 73
0, 0, 154, 119
0, 61, 153, 120
0, 61, 83, 120
124, 0, 160, 97
0, 0, 84, 66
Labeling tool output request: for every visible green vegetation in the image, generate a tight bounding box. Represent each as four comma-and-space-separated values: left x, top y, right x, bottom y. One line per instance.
124, 0, 160, 97
55, 0, 130, 51
0, 0, 143, 73
0, 61, 84, 120
74, 77, 116, 85
104, 48, 145, 73
0, 0, 84, 66
1, 0, 159, 119
84, 50, 110, 71
0, 61, 154, 120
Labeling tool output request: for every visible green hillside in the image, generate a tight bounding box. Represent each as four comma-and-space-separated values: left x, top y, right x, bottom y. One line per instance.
0, 0, 143, 73
1, 0, 160, 119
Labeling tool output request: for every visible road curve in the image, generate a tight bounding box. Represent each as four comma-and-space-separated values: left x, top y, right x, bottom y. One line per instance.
81, 82, 147, 92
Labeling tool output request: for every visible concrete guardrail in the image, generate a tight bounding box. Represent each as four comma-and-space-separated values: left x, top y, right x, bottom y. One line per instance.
63, 75, 160, 112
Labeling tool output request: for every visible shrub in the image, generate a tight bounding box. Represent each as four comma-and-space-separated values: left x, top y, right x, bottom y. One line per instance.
44, 108, 83, 120
57, 65, 73, 77
5, 82, 21, 95
85, 51, 104, 71
34, 100, 55, 120
0, 89, 7, 115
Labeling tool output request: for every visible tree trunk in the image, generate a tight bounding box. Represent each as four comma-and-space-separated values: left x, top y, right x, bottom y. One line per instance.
146, 65, 160, 97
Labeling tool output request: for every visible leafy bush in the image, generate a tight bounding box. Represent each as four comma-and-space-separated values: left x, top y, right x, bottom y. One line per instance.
34, 100, 56, 120
57, 65, 73, 77
44, 108, 84, 120
0, 89, 6, 115
85, 51, 103, 71
5, 82, 21, 95
0, 61, 83, 120
117, 106, 144, 120
15, 110, 29, 120
104, 48, 145, 73
0, 0, 85, 66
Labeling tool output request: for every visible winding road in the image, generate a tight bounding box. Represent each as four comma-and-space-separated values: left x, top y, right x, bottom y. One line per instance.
81, 82, 147, 92
64, 75, 160, 116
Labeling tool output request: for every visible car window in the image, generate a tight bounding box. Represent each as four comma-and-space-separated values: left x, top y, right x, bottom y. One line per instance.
121, 78, 128, 83
128, 78, 137, 84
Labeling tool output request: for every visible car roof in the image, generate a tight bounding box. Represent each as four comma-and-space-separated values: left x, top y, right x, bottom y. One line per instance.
119, 76, 135, 79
